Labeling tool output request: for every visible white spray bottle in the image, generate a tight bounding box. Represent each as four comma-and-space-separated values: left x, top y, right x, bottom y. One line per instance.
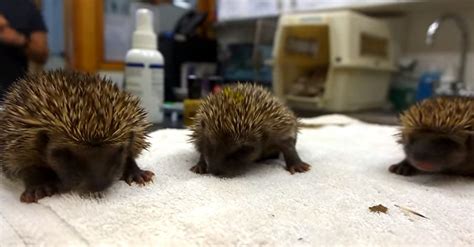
124, 8, 165, 124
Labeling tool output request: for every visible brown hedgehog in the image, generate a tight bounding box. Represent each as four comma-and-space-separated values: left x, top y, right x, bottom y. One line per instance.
389, 96, 474, 176
189, 83, 311, 177
0, 69, 154, 203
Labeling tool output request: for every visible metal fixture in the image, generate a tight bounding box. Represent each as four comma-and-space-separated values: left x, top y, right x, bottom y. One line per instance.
426, 13, 470, 92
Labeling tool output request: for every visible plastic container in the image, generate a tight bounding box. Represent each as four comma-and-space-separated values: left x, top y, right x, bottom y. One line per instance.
183, 99, 201, 127
187, 75, 201, 99
389, 75, 418, 112
415, 70, 440, 101
208, 75, 223, 94
124, 8, 165, 124
272, 10, 396, 112
435, 65, 456, 96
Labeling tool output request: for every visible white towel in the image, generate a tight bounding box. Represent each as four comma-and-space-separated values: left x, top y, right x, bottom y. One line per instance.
1, 114, 473, 246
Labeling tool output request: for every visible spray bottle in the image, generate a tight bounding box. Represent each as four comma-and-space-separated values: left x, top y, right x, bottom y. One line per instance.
124, 8, 165, 124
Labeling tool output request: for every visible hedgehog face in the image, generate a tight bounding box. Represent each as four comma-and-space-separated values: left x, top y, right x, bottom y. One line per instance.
403, 131, 470, 172
45, 141, 128, 193
201, 137, 262, 177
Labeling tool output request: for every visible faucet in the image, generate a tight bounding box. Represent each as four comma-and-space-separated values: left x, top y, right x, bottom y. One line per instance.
426, 13, 470, 93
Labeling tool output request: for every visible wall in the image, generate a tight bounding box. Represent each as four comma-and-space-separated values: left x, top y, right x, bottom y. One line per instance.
399, 9, 474, 89
215, 6, 474, 90
98, 70, 124, 88
97, 3, 474, 91
28, 0, 66, 71
42, 0, 65, 55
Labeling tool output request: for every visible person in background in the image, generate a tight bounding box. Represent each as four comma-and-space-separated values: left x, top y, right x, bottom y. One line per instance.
0, 0, 49, 99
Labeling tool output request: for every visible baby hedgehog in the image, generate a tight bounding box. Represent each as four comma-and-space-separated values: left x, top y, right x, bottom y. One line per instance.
0, 69, 154, 203
189, 83, 311, 177
389, 96, 474, 176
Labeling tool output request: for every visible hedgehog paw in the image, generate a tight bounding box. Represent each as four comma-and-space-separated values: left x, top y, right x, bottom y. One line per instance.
123, 170, 155, 186
389, 162, 416, 176
20, 184, 57, 203
190, 164, 207, 174
286, 162, 311, 175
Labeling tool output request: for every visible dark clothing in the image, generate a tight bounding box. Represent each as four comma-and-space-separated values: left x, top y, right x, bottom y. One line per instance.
0, 0, 47, 98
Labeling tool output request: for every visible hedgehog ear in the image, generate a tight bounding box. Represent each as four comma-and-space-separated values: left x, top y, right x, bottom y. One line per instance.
466, 134, 473, 148
126, 132, 135, 152
238, 145, 255, 154
129, 132, 135, 143
35, 130, 50, 153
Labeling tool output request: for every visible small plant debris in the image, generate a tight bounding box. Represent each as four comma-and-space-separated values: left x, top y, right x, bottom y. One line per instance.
369, 204, 388, 214
395, 204, 428, 219
298, 123, 348, 129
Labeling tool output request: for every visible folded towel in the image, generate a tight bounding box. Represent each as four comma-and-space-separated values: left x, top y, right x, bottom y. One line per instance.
1, 114, 473, 246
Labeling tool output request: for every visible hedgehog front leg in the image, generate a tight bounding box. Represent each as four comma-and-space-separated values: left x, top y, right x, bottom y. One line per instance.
19, 166, 60, 203
389, 159, 418, 176
121, 157, 155, 186
278, 138, 311, 174
190, 154, 208, 174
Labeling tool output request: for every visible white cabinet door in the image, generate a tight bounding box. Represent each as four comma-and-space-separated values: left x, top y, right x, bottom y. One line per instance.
293, 0, 399, 12
217, 0, 279, 21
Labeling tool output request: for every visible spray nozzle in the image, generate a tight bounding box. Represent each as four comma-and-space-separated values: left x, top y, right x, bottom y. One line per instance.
136, 9, 153, 32
132, 8, 157, 50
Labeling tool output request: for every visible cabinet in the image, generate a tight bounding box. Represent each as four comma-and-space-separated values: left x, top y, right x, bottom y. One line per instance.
217, 0, 473, 22
217, 0, 401, 22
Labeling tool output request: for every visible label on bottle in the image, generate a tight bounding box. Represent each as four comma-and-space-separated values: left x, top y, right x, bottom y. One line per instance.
124, 62, 164, 123
150, 64, 164, 108
124, 63, 145, 96
150, 64, 164, 123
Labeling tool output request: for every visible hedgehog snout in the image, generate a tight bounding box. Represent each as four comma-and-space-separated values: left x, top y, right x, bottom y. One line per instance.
71, 166, 118, 193
206, 159, 227, 176
207, 157, 251, 177
80, 176, 114, 193
86, 179, 112, 192
207, 166, 238, 178
406, 135, 467, 171
208, 167, 225, 177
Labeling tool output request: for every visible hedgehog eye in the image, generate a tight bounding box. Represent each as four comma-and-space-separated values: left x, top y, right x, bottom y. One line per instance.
452, 134, 469, 145
466, 134, 472, 143
51, 148, 74, 161
116, 145, 125, 155
405, 136, 415, 145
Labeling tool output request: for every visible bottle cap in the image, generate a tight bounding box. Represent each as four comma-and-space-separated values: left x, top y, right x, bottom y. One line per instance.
132, 9, 157, 50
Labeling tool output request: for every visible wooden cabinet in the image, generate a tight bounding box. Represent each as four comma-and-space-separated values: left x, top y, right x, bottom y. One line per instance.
64, 0, 123, 72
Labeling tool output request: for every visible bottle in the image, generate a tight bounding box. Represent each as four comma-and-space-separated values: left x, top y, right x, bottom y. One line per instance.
124, 8, 165, 124
435, 65, 456, 96
208, 75, 223, 94
187, 75, 201, 99
415, 66, 440, 101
